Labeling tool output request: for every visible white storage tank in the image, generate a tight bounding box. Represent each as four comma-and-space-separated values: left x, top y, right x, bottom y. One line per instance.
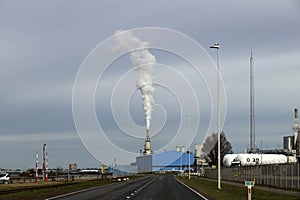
223, 153, 293, 166
235, 154, 288, 166
223, 154, 239, 167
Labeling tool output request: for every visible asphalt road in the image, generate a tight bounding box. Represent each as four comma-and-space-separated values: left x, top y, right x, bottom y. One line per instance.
48, 175, 206, 200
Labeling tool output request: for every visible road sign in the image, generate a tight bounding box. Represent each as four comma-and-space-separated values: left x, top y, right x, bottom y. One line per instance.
245, 181, 254, 200
245, 181, 255, 187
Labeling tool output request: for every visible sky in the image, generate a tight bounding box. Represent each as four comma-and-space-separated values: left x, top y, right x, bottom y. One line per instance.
0, 0, 300, 169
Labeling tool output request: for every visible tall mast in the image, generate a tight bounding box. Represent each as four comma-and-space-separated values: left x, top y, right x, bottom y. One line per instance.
249, 51, 255, 152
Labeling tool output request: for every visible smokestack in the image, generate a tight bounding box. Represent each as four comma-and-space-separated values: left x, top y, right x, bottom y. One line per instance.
114, 30, 156, 156
294, 108, 298, 120
294, 108, 300, 158
294, 108, 299, 145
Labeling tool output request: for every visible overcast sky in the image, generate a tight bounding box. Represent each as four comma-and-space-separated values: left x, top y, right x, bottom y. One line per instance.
0, 0, 300, 169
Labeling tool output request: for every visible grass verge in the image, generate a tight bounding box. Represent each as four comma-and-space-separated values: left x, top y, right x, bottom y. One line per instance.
176, 176, 299, 200
0, 179, 113, 200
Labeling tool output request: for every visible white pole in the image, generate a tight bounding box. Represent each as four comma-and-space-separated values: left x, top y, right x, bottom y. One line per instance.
43, 144, 46, 182
210, 43, 221, 189
36, 150, 38, 182
186, 114, 191, 180
248, 186, 252, 200
217, 46, 221, 189
189, 150, 190, 180
180, 148, 182, 171
46, 152, 48, 182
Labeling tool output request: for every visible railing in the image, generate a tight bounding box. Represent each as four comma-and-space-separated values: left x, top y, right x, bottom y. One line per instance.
204, 162, 300, 190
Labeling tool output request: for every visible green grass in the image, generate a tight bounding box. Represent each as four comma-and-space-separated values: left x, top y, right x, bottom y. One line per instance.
176, 176, 299, 200
0, 179, 113, 200
0, 175, 142, 200
0, 175, 143, 200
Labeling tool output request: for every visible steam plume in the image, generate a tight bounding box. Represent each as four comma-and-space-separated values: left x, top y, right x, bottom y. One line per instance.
114, 30, 156, 131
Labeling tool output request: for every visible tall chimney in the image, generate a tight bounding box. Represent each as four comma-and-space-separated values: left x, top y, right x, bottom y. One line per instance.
294, 108, 298, 120
294, 108, 299, 146
143, 129, 152, 155
294, 108, 300, 160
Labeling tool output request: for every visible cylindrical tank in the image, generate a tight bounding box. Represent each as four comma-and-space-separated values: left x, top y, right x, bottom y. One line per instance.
283, 136, 294, 150
235, 154, 288, 166
223, 154, 239, 167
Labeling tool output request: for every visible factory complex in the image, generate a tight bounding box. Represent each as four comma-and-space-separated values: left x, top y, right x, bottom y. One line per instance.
135, 104, 300, 174
223, 108, 300, 167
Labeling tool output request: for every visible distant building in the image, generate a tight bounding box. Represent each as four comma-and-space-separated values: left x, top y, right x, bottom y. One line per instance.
194, 144, 209, 174
136, 150, 194, 173
68, 163, 77, 171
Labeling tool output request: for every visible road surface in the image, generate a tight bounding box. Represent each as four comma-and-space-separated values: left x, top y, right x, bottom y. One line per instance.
48, 175, 206, 200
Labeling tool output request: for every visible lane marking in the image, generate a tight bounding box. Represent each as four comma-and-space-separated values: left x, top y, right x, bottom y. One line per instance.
123, 177, 155, 200
45, 182, 120, 200
46, 177, 153, 200
176, 178, 208, 200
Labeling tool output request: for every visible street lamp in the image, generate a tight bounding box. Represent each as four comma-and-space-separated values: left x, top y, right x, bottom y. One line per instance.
210, 43, 221, 190
180, 147, 182, 172
186, 114, 191, 180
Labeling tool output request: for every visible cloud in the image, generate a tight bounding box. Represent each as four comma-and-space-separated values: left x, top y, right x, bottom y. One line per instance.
0, 0, 299, 168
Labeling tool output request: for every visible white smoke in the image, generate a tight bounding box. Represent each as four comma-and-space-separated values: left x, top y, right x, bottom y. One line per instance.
114, 30, 156, 131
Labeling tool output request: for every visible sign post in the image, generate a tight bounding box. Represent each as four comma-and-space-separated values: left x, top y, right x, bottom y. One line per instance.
245, 181, 254, 200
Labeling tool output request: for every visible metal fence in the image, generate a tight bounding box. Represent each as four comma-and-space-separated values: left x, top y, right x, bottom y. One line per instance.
204, 163, 300, 190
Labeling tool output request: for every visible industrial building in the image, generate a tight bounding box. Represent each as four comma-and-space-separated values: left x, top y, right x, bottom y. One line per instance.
223, 108, 300, 167
282, 108, 300, 161
136, 150, 194, 173
194, 144, 209, 173
221, 53, 300, 166
136, 128, 194, 173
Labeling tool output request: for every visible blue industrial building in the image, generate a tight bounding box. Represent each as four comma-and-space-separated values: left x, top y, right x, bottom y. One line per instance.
136, 150, 194, 173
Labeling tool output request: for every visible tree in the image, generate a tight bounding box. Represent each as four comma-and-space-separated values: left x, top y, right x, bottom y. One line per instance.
201, 131, 233, 167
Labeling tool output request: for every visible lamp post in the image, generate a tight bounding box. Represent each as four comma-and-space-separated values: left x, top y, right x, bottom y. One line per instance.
210, 43, 221, 189
186, 114, 191, 180
180, 147, 182, 172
